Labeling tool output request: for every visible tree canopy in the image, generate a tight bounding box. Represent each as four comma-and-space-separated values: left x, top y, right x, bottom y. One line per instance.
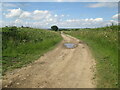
51, 25, 59, 31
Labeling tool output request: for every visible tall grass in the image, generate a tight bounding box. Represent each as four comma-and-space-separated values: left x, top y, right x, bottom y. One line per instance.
2, 27, 62, 74
64, 25, 119, 88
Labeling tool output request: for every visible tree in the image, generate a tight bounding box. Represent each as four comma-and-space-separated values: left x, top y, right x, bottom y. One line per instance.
21, 26, 24, 28
51, 25, 59, 31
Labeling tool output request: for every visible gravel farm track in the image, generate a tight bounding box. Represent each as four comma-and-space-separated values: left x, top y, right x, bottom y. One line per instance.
3, 33, 96, 88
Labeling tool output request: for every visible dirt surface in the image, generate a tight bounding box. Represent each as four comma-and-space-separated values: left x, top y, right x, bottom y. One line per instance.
3, 33, 96, 88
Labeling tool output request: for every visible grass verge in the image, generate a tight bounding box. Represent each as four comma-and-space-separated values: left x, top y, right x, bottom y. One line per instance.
2, 27, 62, 74
64, 25, 118, 88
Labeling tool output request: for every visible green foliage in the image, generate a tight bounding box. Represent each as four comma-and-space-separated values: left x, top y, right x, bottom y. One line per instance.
51, 25, 59, 31
2, 27, 62, 74
64, 25, 119, 88
9, 26, 17, 31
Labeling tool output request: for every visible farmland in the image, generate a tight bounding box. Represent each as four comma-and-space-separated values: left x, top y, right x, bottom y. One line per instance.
2, 29, 96, 88
64, 25, 119, 88
2, 25, 119, 88
2, 27, 62, 74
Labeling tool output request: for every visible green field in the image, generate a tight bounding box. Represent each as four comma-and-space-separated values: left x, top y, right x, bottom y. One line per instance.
2, 27, 62, 74
64, 25, 119, 88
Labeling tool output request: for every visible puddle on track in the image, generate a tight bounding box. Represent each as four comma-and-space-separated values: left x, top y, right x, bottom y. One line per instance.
64, 43, 77, 49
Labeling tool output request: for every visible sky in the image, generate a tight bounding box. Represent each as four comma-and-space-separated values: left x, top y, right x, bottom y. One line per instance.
2, 0, 120, 2
0, 1, 119, 28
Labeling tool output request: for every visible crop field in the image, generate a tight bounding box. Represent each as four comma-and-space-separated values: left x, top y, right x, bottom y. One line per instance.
2, 27, 62, 74
64, 25, 119, 88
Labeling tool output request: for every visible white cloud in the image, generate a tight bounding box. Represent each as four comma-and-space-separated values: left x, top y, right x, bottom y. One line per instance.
54, 14, 58, 17
5, 8, 52, 20
66, 18, 103, 23
6, 8, 23, 18
107, 20, 118, 25
14, 19, 23, 25
33, 10, 49, 14
3, 8, 118, 28
3, 8, 61, 28
112, 13, 120, 19
94, 18, 103, 22
33, 10, 51, 20
20, 11, 31, 19
61, 15, 64, 17
1, 17, 118, 28
87, 2, 118, 8
15, 19, 22, 23
62, 18, 104, 28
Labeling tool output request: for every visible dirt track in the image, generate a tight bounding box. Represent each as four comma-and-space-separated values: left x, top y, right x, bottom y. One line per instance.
3, 33, 96, 88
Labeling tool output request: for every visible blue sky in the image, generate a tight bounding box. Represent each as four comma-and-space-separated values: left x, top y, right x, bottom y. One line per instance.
1, 2, 119, 28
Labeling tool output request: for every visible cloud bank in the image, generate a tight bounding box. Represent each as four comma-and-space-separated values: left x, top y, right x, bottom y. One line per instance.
2, 8, 118, 28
